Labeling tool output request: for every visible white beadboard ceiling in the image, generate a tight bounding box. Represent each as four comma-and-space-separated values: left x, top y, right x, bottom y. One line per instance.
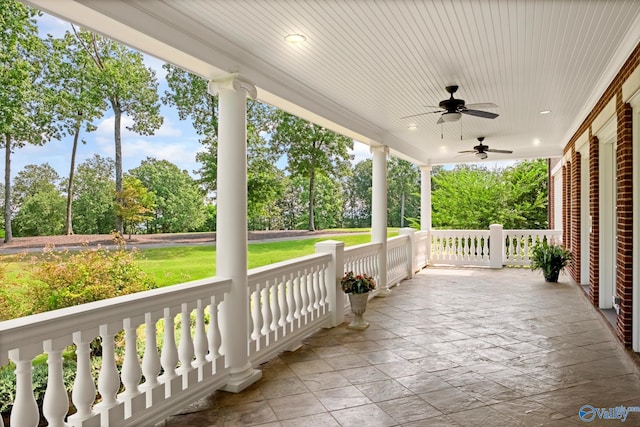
27, 0, 640, 165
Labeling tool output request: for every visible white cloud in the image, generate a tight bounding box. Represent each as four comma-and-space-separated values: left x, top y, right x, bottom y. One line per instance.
37, 13, 71, 38
96, 115, 182, 138
350, 141, 372, 163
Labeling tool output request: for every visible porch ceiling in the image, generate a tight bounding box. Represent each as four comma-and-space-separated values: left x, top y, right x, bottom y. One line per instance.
26, 0, 640, 165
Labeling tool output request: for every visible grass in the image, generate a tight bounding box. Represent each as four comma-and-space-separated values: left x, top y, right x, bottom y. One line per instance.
1, 229, 398, 288
139, 232, 384, 287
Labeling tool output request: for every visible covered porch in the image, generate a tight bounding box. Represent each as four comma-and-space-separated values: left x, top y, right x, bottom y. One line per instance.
162, 267, 640, 426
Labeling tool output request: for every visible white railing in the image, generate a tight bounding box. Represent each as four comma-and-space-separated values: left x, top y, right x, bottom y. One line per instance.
0, 277, 231, 427
387, 235, 410, 286
247, 253, 332, 366
344, 242, 382, 293
430, 229, 490, 266
503, 229, 562, 266
428, 226, 562, 267
414, 231, 429, 270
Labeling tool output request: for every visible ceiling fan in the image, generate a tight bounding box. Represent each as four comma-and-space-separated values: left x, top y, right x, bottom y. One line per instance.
459, 137, 513, 160
401, 85, 499, 124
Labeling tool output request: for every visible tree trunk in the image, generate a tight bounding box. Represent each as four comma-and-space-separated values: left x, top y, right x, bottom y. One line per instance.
308, 170, 316, 231
111, 98, 124, 234
400, 190, 405, 228
65, 122, 81, 235
4, 134, 12, 243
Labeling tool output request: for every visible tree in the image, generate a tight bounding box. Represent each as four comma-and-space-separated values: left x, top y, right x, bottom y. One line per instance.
129, 158, 206, 233
272, 112, 353, 231
343, 159, 372, 228
431, 164, 508, 229
162, 65, 282, 229
115, 176, 155, 238
502, 159, 548, 229
387, 157, 419, 228
73, 27, 162, 234
1, 0, 55, 242
47, 31, 108, 234
72, 154, 116, 234
12, 163, 65, 236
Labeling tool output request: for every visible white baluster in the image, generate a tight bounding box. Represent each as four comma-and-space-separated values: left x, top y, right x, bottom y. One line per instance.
43, 340, 69, 427
285, 275, 295, 324
207, 296, 222, 360
277, 280, 287, 327
250, 287, 261, 341
178, 304, 194, 375
141, 314, 161, 389
299, 272, 309, 316
8, 349, 39, 427
293, 275, 303, 319
97, 325, 120, 409
160, 309, 179, 381
194, 299, 208, 368
68, 332, 97, 424
120, 319, 142, 400
313, 268, 321, 310
270, 282, 280, 331
261, 286, 271, 337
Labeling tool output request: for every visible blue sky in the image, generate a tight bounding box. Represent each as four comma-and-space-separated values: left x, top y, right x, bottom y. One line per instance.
8, 13, 373, 181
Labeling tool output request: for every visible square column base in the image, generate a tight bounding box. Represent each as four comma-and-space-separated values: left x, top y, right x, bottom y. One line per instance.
221, 369, 262, 393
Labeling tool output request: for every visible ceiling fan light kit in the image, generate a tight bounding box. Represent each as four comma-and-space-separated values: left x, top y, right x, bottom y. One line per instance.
475, 151, 488, 160
441, 111, 461, 122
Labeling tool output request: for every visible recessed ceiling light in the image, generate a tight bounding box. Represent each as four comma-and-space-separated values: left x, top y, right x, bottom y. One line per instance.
539, 110, 552, 115
408, 124, 418, 130
533, 138, 541, 146
284, 34, 306, 44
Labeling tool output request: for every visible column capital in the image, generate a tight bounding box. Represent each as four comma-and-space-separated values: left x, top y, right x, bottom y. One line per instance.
419, 165, 432, 172
208, 74, 257, 99
370, 145, 389, 155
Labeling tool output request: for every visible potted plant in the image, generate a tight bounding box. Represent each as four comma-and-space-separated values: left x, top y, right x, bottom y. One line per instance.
341, 271, 376, 329
530, 241, 571, 282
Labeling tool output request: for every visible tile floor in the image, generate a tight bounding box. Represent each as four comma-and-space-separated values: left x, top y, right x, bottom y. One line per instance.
161, 267, 640, 426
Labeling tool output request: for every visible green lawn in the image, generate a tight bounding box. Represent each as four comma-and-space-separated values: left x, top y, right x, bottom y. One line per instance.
139, 233, 384, 287
1, 230, 398, 288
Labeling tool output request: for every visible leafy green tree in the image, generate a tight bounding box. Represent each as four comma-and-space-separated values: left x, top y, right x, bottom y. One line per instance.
277, 176, 305, 230
73, 27, 163, 234
387, 157, 419, 228
129, 158, 206, 233
432, 164, 507, 229
72, 154, 116, 234
47, 31, 108, 234
272, 112, 353, 231
343, 159, 372, 228
502, 159, 548, 229
115, 176, 155, 238
162, 65, 282, 229
12, 164, 65, 236
1, 0, 55, 242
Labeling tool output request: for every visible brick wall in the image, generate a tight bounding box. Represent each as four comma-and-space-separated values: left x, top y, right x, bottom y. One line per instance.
561, 42, 639, 347
616, 101, 633, 345
570, 149, 581, 283
589, 135, 600, 307
549, 175, 555, 230
562, 164, 570, 247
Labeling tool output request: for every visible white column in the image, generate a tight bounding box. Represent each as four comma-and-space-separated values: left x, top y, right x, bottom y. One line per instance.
489, 224, 504, 269
420, 166, 432, 231
208, 75, 261, 392
371, 145, 389, 296
315, 240, 345, 327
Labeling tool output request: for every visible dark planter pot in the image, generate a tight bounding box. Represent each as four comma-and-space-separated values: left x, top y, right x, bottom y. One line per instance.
545, 271, 560, 282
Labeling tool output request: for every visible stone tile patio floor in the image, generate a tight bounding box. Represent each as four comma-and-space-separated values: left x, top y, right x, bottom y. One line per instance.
162, 267, 640, 426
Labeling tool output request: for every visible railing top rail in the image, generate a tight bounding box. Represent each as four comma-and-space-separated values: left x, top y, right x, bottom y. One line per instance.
344, 241, 382, 255
503, 229, 561, 234
0, 277, 231, 359
387, 234, 409, 246
248, 252, 331, 282
430, 229, 490, 235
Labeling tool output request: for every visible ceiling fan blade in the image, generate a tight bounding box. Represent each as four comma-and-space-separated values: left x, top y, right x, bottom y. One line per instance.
399, 110, 443, 119
465, 103, 498, 109
461, 109, 499, 119
457, 150, 476, 154
486, 149, 513, 154
436, 116, 444, 125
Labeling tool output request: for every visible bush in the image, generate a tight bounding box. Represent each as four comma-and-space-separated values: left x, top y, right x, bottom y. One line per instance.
1, 236, 156, 318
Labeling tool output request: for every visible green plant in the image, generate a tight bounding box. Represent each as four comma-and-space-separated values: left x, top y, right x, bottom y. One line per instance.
530, 241, 571, 282
341, 271, 376, 294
